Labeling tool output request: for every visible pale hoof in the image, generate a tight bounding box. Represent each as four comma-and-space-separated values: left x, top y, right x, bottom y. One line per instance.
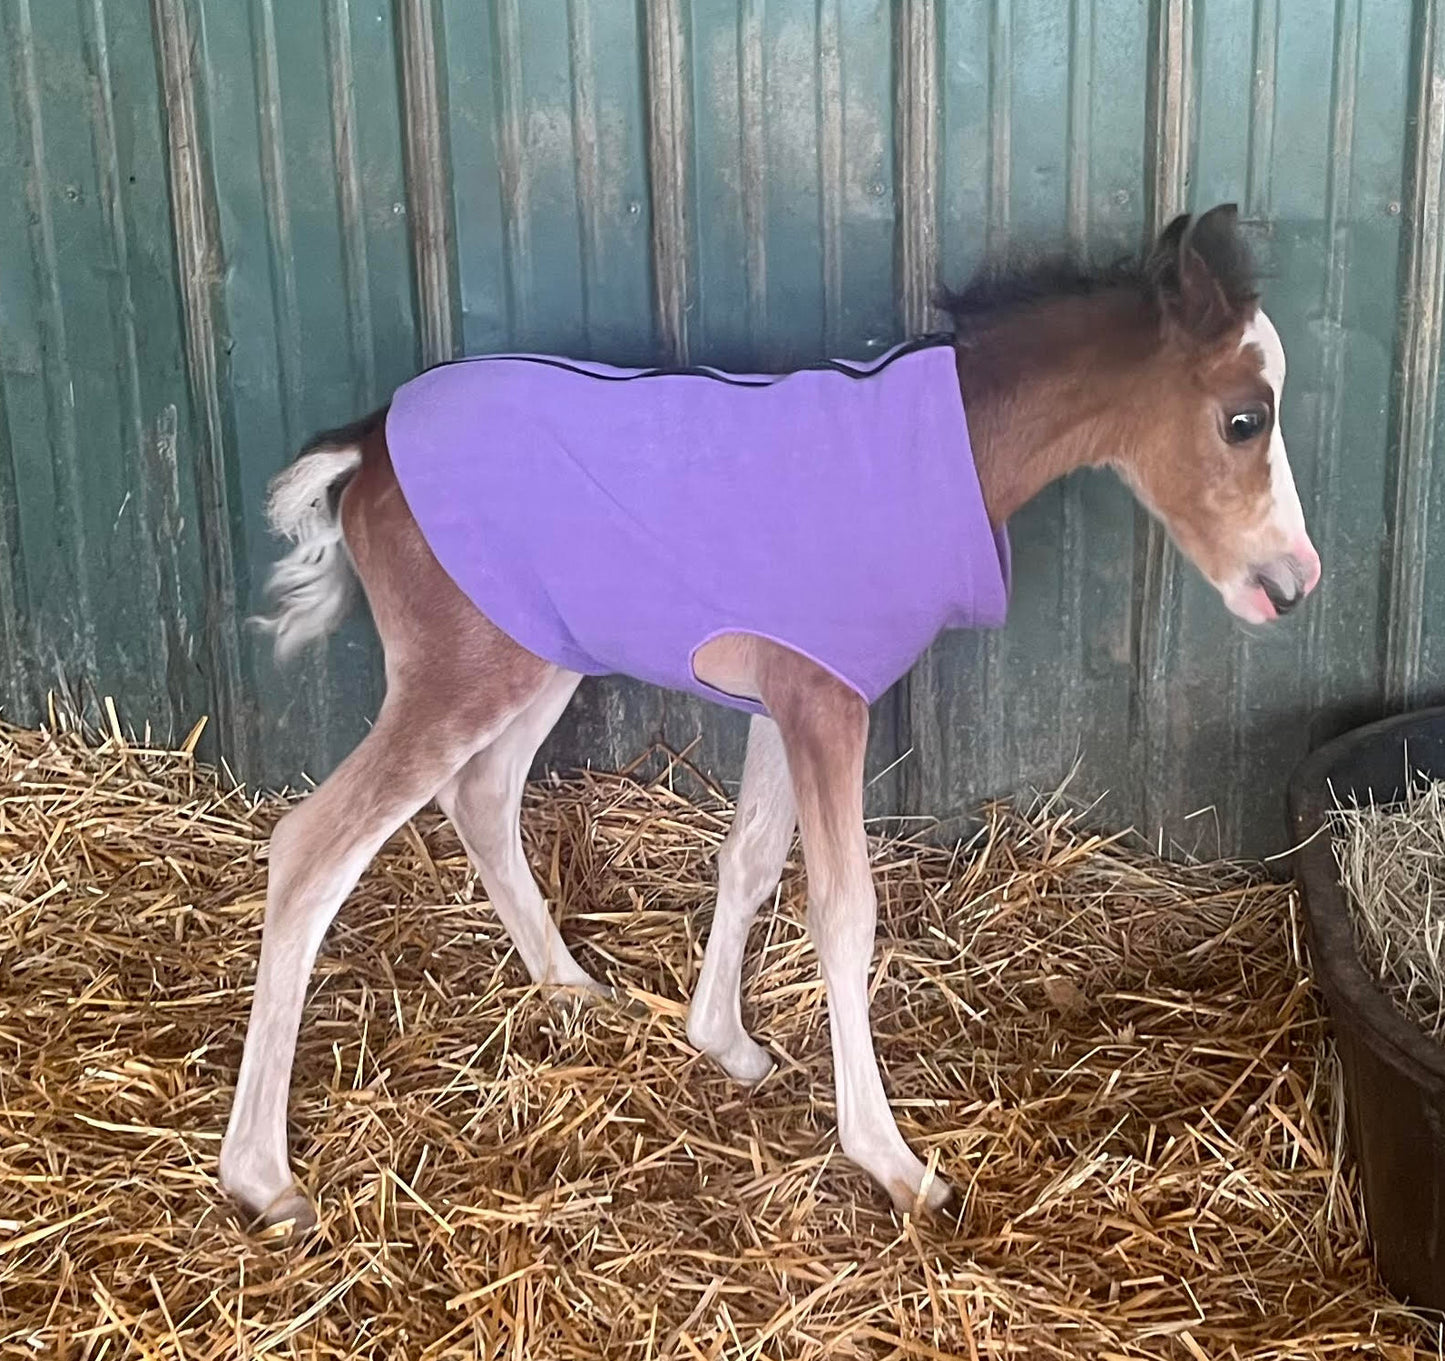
686, 1014, 775, 1084
219, 1147, 317, 1236
887, 1167, 956, 1217
709, 1035, 776, 1085
248, 1186, 317, 1235
543, 975, 612, 1007
844, 1134, 955, 1217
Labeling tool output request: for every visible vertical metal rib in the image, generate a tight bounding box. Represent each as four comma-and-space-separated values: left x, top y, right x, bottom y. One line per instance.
151, 0, 249, 768
1065, 0, 1093, 253
0, 382, 31, 715
397, 0, 456, 366
1306, 0, 1362, 705
253, 0, 302, 446
0, 0, 28, 704
739, 0, 767, 347
1227, 0, 1280, 839
1147, 0, 1192, 225
817, 0, 844, 353
894, 0, 938, 335
1060, 0, 1093, 763
894, 0, 940, 813
253, 0, 333, 757
8, 0, 94, 683
644, 0, 691, 362
1246, 0, 1278, 215
1386, 0, 1445, 708
1134, 0, 1194, 832
567, 0, 599, 345
980, 0, 1011, 785
493, 0, 528, 342
85, 0, 179, 718
324, 0, 377, 407
986, 0, 1013, 259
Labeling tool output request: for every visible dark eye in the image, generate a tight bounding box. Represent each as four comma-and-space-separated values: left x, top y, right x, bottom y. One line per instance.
1224, 404, 1269, 444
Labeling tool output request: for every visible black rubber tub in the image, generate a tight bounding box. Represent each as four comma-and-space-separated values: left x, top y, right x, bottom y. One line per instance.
1289, 706, 1445, 1311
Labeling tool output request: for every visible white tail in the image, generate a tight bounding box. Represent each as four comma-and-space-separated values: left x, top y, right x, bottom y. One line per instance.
251, 445, 363, 662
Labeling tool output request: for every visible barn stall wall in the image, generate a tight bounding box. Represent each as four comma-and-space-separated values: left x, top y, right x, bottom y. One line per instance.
0, 0, 1436, 856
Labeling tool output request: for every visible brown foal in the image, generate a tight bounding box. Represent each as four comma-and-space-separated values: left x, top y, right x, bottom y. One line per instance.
220, 205, 1321, 1229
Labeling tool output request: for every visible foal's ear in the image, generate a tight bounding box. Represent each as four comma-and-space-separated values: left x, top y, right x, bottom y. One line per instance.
1152, 203, 1256, 342
1148, 213, 1192, 281
1144, 213, 1190, 293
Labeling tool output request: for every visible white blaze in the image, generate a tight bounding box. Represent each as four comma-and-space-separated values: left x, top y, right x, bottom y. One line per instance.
1240, 307, 1308, 551
1211, 307, 1320, 623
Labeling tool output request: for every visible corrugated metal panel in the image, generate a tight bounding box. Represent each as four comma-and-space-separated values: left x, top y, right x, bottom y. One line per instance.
0, 0, 1434, 855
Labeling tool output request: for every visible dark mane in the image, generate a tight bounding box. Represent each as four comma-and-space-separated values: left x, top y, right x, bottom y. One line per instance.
937, 213, 1261, 328
935, 256, 1148, 326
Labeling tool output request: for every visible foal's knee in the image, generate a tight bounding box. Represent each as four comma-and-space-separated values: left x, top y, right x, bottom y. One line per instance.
717, 825, 780, 912
806, 872, 878, 966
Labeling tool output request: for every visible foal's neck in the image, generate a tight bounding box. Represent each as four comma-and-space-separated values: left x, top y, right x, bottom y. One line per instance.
952, 289, 1156, 527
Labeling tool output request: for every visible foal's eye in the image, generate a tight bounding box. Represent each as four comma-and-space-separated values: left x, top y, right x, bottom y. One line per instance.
1224, 405, 1269, 444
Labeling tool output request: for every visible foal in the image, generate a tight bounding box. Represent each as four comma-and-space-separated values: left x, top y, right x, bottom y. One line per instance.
220, 205, 1320, 1229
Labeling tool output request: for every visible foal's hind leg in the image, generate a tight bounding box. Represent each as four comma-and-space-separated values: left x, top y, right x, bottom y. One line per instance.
436, 668, 604, 994
219, 677, 545, 1229
687, 714, 795, 1081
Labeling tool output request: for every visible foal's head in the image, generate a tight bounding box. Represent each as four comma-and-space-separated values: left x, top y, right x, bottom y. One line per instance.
1120, 205, 1320, 622
950, 203, 1320, 624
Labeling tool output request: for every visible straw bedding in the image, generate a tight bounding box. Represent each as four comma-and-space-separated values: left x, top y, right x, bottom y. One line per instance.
0, 716, 1433, 1359
1333, 777, 1445, 1042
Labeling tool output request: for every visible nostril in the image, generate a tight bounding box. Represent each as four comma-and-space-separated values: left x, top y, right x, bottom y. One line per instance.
1258, 574, 1301, 615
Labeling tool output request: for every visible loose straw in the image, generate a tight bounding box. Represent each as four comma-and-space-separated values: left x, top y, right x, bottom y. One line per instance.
0, 718, 1430, 1358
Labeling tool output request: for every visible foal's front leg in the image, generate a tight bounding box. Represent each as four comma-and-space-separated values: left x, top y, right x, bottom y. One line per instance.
688, 714, 795, 1081
758, 648, 953, 1212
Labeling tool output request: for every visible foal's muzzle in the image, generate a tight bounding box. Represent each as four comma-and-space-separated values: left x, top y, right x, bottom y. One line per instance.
1250, 545, 1321, 619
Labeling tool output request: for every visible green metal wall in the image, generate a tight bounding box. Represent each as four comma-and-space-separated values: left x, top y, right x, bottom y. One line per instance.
0, 0, 1437, 855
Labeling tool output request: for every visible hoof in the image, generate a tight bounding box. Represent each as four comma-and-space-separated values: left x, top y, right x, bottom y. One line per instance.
709, 1036, 776, 1085
844, 1133, 956, 1219
543, 976, 612, 1006
219, 1143, 316, 1237
249, 1186, 317, 1235
889, 1169, 956, 1218
686, 1014, 775, 1085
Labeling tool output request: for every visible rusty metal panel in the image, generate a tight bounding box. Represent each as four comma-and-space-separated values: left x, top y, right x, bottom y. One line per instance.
1145, 0, 1414, 852
0, 0, 1437, 853
0, 0, 211, 741
907, 0, 1154, 839
910, 0, 1420, 855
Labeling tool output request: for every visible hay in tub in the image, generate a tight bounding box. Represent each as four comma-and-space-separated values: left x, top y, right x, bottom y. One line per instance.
1333, 776, 1445, 1042
0, 716, 1431, 1359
